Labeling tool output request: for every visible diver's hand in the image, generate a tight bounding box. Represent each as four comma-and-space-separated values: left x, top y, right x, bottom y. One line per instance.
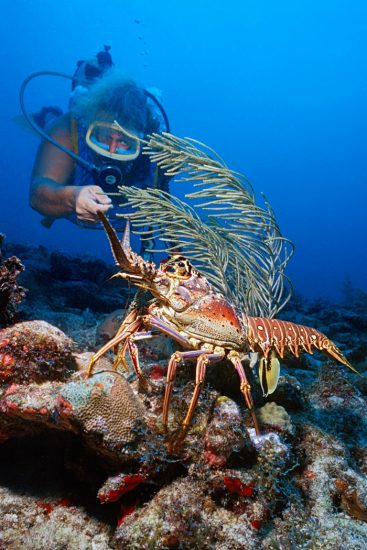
75, 185, 112, 223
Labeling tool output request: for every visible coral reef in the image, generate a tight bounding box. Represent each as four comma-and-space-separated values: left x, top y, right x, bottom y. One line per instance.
4, 238, 128, 321
0, 240, 366, 548
0, 234, 27, 327
114, 477, 261, 549
0, 363, 149, 458
0, 320, 75, 384
203, 396, 249, 467
0, 486, 112, 550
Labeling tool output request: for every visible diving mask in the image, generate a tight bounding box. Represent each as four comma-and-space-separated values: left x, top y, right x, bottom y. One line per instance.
85, 122, 142, 161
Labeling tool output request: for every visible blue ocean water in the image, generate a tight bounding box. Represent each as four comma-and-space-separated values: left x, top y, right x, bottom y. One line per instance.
1, 0, 366, 302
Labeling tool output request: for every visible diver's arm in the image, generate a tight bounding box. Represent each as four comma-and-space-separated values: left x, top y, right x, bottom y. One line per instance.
30, 176, 80, 218
30, 114, 78, 217
30, 114, 111, 221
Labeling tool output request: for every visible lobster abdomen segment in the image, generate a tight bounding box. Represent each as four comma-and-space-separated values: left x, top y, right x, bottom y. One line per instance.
244, 316, 358, 374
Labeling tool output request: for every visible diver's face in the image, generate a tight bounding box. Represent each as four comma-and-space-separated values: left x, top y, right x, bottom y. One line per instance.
86, 122, 142, 161
95, 127, 134, 154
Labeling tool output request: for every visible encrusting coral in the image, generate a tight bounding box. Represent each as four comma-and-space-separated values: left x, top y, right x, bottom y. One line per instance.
257, 402, 295, 435
0, 320, 75, 384
114, 477, 261, 550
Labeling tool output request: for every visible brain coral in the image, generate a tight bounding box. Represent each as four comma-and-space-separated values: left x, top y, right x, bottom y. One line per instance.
60, 370, 146, 450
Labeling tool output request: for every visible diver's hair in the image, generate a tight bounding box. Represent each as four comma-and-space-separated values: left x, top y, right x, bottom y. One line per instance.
71, 70, 159, 135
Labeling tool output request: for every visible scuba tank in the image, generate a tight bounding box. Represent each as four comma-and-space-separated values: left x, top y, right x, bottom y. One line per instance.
72, 45, 114, 90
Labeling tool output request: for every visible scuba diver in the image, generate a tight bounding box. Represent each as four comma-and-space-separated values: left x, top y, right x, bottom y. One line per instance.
22, 46, 170, 230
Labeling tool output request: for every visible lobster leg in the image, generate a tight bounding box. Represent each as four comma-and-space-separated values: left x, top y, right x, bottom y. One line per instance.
162, 349, 214, 430
181, 352, 225, 432
87, 317, 143, 376
228, 351, 260, 436
112, 332, 151, 374
112, 339, 130, 373
127, 338, 145, 380
144, 314, 191, 347
112, 308, 139, 355
113, 330, 170, 381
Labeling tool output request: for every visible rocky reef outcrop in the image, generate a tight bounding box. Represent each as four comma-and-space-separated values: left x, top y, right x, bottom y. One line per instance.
0, 238, 366, 549
0, 234, 27, 327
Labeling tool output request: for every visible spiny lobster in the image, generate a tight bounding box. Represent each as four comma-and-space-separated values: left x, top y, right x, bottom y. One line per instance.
88, 212, 359, 438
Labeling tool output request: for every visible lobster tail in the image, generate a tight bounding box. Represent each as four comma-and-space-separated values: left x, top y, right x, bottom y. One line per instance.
319, 338, 359, 374
245, 316, 360, 376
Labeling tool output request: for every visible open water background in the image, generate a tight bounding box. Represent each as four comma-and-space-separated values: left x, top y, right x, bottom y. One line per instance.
1, 0, 366, 301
